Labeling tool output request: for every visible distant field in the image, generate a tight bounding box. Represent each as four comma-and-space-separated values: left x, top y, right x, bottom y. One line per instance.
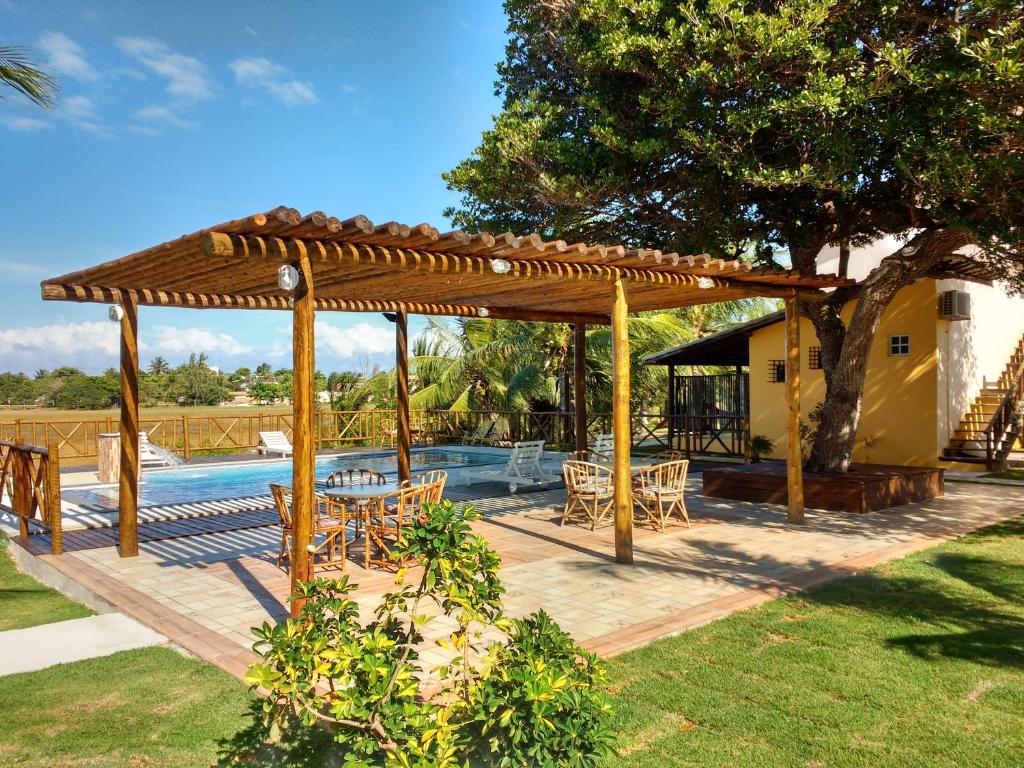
0, 405, 293, 422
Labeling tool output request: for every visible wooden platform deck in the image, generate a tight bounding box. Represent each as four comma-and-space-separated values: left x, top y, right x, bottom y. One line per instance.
703, 462, 944, 513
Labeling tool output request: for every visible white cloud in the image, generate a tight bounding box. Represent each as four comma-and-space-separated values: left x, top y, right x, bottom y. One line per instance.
340, 82, 358, 94
117, 37, 215, 101
57, 94, 110, 136
147, 325, 252, 356
132, 104, 197, 130
229, 57, 318, 106
38, 31, 100, 82
0, 320, 119, 359
315, 321, 394, 358
1, 115, 50, 131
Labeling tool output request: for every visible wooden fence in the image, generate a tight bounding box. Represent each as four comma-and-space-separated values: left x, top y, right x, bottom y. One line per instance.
0, 439, 62, 554
0, 410, 672, 466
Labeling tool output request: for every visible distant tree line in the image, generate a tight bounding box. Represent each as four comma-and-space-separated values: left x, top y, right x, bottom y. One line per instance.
0, 354, 371, 410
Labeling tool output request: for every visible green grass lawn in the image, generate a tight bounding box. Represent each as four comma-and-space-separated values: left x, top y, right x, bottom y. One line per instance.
1, 519, 1022, 766
0, 537, 93, 632
604, 516, 1024, 767
0, 647, 272, 768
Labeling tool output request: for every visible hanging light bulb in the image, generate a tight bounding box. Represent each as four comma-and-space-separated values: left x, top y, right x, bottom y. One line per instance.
108, 305, 124, 322
478, 307, 490, 318
277, 264, 300, 291
697, 276, 715, 290
490, 258, 511, 275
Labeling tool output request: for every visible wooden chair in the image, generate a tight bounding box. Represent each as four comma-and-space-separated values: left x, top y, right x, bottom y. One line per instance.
325, 468, 387, 488
631, 459, 690, 532
560, 460, 614, 530
366, 470, 446, 569
270, 484, 351, 572
587, 433, 613, 462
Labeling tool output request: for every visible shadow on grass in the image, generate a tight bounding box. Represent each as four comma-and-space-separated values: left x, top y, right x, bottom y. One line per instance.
801, 540, 1024, 669
216, 700, 339, 767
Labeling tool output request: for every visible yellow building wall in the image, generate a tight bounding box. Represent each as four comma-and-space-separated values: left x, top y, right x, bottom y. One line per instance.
749, 279, 939, 466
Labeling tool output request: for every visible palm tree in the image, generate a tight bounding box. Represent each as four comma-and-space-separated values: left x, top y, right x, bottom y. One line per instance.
148, 356, 170, 376
1, 46, 57, 107
408, 299, 776, 416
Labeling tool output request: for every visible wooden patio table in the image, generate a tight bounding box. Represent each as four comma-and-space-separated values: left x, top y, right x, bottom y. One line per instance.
323, 481, 404, 569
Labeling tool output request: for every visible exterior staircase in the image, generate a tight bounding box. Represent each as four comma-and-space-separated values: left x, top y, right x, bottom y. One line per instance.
943, 334, 1024, 469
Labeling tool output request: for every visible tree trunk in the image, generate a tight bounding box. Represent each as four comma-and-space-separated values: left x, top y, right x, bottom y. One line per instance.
804, 228, 974, 473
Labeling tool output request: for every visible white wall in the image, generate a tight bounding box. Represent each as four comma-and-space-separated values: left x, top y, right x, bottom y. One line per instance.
935, 279, 1024, 448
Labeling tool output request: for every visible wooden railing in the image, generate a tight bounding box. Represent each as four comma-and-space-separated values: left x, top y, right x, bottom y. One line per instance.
0, 409, 674, 466
985, 357, 1024, 471
0, 439, 61, 554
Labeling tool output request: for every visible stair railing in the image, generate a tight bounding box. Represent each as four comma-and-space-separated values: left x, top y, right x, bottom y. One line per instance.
985, 356, 1024, 470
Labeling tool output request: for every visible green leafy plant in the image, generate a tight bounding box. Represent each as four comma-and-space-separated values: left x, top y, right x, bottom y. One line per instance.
748, 434, 774, 463
798, 403, 826, 463
245, 499, 614, 767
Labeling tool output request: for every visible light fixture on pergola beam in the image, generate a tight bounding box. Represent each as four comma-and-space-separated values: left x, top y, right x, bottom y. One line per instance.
41, 206, 849, 610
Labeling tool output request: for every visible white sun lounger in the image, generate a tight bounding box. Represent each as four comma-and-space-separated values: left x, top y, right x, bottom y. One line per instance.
258, 430, 294, 457
464, 439, 556, 493
139, 431, 173, 468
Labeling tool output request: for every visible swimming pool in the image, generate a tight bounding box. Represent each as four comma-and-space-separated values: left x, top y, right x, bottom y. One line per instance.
64, 448, 509, 510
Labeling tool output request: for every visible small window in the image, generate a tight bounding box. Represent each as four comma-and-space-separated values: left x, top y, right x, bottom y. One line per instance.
768, 360, 786, 383
808, 347, 822, 370
889, 335, 910, 356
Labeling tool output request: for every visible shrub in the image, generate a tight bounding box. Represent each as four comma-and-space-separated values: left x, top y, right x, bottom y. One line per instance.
245, 499, 614, 767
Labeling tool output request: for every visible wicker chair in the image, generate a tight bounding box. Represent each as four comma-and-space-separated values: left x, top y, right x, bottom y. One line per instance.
560, 460, 615, 530
367, 470, 447, 569
325, 467, 387, 489
631, 459, 690, 531
270, 484, 352, 572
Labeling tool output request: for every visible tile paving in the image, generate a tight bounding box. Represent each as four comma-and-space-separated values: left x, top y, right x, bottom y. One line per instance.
21, 479, 1024, 682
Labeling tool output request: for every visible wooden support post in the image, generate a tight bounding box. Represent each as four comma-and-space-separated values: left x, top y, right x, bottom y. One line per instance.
47, 442, 62, 555
182, 415, 191, 461
667, 363, 676, 450
574, 323, 588, 453
291, 247, 316, 615
395, 308, 411, 485
118, 296, 140, 557
611, 277, 634, 564
784, 294, 805, 524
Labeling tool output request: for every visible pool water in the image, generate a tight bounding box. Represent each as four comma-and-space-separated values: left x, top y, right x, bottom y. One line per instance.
65, 448, 508, 510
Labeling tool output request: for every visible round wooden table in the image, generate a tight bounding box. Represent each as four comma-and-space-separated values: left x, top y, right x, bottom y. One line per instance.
323, 481, 403, 568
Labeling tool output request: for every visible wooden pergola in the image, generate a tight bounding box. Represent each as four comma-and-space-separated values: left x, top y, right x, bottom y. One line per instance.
42, 206, 847, 614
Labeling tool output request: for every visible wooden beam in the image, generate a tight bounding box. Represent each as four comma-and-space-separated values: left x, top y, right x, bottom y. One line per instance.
395, 308, 411, 485
290, 245, 316, 616
574, 323, 588, 453
784, 294, 805, 524
118, 296, 139, 557
611, 277, 633, 564
40, 283, 610, 325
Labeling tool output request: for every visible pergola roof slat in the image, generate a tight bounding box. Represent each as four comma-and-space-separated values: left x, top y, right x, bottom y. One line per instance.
42, 206, 851, 321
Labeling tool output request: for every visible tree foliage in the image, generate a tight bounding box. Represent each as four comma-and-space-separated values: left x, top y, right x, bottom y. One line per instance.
445, 0, 1023, 470
245, 500, 613, 767
0, 45, 57, 108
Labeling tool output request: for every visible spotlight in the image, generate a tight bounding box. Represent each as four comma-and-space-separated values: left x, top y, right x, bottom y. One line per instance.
108, 305, 124, 322
490, 258, 511, 275
478, 307, 490, 318
278, 264, 300, 291
697, 276, 715, 289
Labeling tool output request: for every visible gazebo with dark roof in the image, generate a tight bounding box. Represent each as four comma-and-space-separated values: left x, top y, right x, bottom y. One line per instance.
41, 206, 848, 612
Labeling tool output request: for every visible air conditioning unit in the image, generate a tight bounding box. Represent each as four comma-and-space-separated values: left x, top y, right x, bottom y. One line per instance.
939, 290, 971, 321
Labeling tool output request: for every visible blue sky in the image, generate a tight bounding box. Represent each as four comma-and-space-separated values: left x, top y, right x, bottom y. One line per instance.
0, 0, 508, 374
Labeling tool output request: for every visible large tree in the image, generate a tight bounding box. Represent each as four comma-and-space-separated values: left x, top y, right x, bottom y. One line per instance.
445, 0, 1023, 471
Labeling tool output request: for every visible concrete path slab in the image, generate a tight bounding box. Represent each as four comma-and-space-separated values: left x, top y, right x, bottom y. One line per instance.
0, 613, 168, 676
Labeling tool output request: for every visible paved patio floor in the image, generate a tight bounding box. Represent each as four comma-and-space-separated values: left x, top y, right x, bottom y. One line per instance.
21, 479, 1024, 682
